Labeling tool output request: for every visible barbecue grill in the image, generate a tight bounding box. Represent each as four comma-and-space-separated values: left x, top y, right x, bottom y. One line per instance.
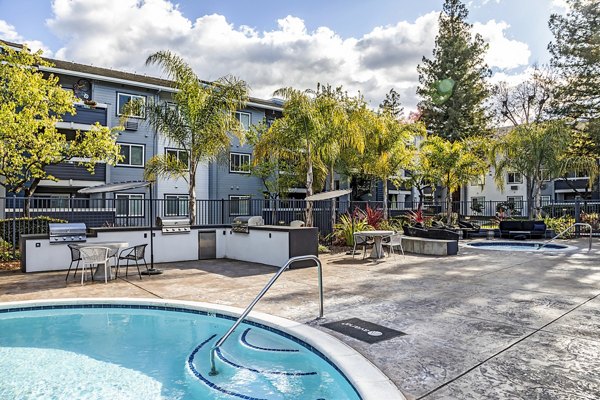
48, 223, 87, 244
156, 217, 191, 234
232, 216, 264, 234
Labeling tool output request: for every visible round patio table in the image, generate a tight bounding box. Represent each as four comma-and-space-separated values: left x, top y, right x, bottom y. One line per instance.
354, 230, 394, 259
73, 242, 129, 280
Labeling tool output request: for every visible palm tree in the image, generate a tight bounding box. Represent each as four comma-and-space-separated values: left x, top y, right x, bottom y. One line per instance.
141, 51, 249, 224
254, 88, 326, 226
313, 85, 366, 231
363, 112, 421, 219
420, 135, 488, 224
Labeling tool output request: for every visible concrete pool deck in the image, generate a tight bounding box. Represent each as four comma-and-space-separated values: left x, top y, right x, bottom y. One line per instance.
1, 238, 600, 399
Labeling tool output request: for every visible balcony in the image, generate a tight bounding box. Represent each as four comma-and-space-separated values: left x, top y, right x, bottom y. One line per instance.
60, 103, 108, 127
44, 162, 106, 182
554, 178, 590, 191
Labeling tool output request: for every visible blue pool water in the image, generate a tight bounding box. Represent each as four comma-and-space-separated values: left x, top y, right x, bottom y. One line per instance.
466, 241, 571, 252
0, 304, 360, 399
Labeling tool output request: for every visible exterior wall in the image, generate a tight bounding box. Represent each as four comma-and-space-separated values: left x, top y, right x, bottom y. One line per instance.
209, 107, 268, 200
463, 167, 528, 204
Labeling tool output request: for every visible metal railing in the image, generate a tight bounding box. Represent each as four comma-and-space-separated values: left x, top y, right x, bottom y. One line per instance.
208, 255, 323, 376
538, 223, 593, 252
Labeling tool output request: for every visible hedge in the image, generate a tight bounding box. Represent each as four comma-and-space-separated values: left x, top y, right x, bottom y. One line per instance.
0, 216, 67, 249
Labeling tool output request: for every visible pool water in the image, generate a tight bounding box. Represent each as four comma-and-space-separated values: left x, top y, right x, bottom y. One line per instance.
0, 305, 360, 399
465, 241, 572, 252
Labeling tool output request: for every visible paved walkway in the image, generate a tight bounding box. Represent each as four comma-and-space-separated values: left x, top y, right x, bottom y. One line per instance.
1, 239, 599, 399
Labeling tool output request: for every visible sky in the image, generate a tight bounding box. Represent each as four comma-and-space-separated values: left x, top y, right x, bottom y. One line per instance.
0, 0, 569, 111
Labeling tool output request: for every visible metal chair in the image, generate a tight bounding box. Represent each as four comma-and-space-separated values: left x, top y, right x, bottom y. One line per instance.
116, 244, 148, 280
65, 244, 82, 281
352, 233, 374, 260
382, 232, 405, 259
79, 246, 111, 285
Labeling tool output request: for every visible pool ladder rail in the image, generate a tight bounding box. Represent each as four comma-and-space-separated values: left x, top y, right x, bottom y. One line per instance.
537, 222, 593, 252
208, 255, 324, 376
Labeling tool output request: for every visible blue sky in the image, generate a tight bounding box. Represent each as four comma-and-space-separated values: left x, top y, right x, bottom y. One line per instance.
0, 0, 567, 110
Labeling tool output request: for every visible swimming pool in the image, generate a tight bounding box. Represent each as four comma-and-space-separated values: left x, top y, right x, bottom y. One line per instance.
465, 241, 576, 252
0, 299, 402, 399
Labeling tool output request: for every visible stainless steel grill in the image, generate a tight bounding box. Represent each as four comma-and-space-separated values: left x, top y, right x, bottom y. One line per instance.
232, 216, 264, 234
49, 223, 87, 244
156, 217, 191, 234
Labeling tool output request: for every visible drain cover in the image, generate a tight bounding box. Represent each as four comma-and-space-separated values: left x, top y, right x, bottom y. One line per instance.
321, 318, 406, 344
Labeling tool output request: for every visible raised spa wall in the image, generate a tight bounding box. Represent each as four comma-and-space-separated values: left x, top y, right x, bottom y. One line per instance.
20, 225, 318, 273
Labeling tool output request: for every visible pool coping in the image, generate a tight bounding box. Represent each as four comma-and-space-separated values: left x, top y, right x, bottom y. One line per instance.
461, 239, 580, 252
0, 297, 405, 400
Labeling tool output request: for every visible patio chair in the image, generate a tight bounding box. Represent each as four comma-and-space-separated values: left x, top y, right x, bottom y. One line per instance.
290, 220, 305, 227
79, 246, 111, 285
382, 232, 405, 259
352, 233, 374, 260
65, 244, 82, 281
116, 244, 148, 280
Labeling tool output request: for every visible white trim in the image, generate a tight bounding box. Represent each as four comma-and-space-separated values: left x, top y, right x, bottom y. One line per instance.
117, 143, 145, 167
38, 179, 105, 187
39, 66, 284, 112
229, 152, 251, 174
74, 101, 108, 109
388, 190, 411, 195
117, 92, 146, 118
56, 121, 96, 131
0, 298, 404, 400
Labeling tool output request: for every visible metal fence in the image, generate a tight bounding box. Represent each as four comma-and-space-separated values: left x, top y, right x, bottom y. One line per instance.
1, 196, 599, 259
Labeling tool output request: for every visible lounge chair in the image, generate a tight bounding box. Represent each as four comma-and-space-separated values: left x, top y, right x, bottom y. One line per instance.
458, 220, 481, 238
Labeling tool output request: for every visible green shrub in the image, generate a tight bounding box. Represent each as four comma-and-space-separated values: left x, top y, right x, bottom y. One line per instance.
0, 216, 67, 249
0, 239, 19, 262
331, 214, 371, 246
543, 215, 576, 238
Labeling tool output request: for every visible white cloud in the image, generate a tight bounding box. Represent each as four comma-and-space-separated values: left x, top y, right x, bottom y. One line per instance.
41, 0, 532, 112
474, 20, 530, 70
0, 19, 53, 56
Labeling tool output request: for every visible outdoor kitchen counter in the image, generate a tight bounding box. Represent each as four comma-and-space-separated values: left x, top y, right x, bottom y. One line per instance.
224, 225, 318, 268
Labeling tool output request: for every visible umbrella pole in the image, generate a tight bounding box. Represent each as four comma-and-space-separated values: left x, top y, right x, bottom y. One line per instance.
143, 182, 162, 275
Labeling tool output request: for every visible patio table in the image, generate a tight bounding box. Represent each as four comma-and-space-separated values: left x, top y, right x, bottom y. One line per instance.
73, 242, 129, 280
354, 230, 394, 259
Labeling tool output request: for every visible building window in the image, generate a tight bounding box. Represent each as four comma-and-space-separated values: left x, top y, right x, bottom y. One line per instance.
115, 194, 144, 217
165, 148, 189, 170
507, 196, 523, 211
470, 175, 485, 186
471, 196, 485, 213
164, 195, 189, 217
541, 195, 551, 206
229, 195, 251, 216
507, 172, 523, 184
235, 112, 251, 130
117, 93, 146, 118
230, 152, 251, 174
118, 144, 145, 167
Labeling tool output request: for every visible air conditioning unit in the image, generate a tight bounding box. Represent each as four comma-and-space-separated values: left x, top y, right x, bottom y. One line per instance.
124, 120, 139, 131
510, 185, 518, 190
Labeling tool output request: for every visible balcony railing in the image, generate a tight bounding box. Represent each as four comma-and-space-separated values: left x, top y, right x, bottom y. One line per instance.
61, 104, 107, 126
44, 163, 106, 182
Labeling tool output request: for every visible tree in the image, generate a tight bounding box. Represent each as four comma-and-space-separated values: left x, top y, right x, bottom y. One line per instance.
313, 84, 365, 231
141, 50, 249, 225
0, 43, 121, 210
492, 66, 556, 126
491, 121, 598, 218
420, 135, 488, 224
379, 88, 404, 119
254, 88, 326, 226
417, 0, 491, 141
362, 112, 422, 220
549, 0, 600, 125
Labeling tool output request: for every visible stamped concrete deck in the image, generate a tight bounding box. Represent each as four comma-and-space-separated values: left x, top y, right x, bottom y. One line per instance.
2, 238, 600, 399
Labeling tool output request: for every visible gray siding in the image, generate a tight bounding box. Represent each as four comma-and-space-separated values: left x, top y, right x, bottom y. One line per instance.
209, 107, 267, 200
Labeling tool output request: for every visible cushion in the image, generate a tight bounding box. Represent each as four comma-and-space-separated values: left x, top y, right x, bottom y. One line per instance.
521, 221, 535, 231
499, 221, 522, 231
533, 223, 546, 231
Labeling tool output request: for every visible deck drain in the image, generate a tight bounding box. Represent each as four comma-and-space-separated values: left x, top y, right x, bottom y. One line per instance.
321, 318, 406, 344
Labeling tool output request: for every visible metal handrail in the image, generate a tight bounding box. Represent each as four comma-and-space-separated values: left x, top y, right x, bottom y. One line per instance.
537, 223, 593, 252
208, 255, 323, 376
